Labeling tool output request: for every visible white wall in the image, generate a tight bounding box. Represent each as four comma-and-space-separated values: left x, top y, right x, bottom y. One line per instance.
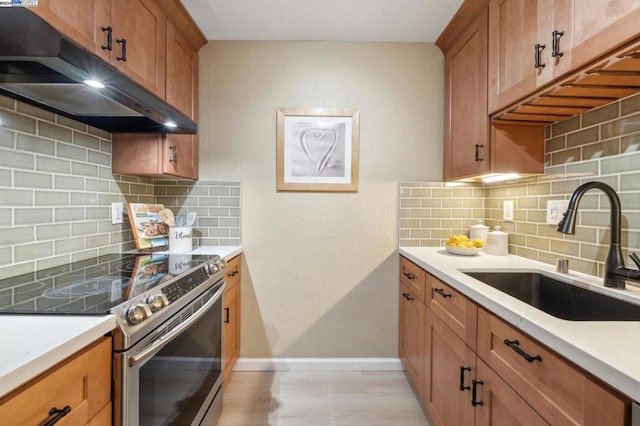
199, 41, 443, 358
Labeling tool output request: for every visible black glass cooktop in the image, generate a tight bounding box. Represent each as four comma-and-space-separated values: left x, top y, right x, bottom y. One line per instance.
0, 253, 215, 315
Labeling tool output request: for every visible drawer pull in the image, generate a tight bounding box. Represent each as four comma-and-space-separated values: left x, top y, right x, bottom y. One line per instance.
459, 366, 471, 391
434, 288, 452, 298
224, 307, 230, 323
534, 43, 546, 69
43, 406, 71, 426
552, 30, 565, 58
402, 292, 414, 301
474, 144, 484, 162
504, 339, 542, 363
116, 38, 127, 61
227, 270, 239, 277
471, 380, 484, 406
403, 272, 416, 280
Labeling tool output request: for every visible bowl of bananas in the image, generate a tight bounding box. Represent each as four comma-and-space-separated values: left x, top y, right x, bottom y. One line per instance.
444, 235, 483, 256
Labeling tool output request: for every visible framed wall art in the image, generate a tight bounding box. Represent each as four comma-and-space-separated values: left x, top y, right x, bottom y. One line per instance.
276, 108, 360, 192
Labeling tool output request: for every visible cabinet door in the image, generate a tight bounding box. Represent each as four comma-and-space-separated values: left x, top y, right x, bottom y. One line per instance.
30, 0, 111, 62
423, 311, 475, 426
571, 0, 640, 70
223, 280, 240, 386
474, 358, 549, 426
399, 282, 426, 396
166, 20, 198, 120
163, 134, 199, 180
111, 0, 166, 98
443, 8, 489, 180
488, 0, 541, 113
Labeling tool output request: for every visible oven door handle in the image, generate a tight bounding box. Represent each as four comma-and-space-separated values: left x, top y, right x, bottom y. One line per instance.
129, 283, 225, 368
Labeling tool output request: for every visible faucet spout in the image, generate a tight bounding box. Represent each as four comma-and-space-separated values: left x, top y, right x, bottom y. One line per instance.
557, 181, 634, 289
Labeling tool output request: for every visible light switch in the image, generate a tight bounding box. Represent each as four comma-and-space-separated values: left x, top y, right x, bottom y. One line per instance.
503, 200, 514, 221
111, 202, 124, 224
546, 200, 569, 225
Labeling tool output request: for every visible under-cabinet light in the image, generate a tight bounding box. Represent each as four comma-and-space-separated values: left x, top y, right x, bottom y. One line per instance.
481, 173, 522, 183
164, 121, 178, 129
83, 79, 105, 89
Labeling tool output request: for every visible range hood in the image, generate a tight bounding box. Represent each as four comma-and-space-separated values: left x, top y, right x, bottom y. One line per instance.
0, 8, 196, 134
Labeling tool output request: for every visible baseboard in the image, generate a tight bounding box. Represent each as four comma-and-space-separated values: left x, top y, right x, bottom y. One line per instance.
233, 357, 403, 372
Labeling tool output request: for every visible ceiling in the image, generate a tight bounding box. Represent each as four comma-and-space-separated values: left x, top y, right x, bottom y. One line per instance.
181, 0, 464, 43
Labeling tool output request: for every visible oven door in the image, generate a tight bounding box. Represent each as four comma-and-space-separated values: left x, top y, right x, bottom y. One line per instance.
124, 281, 224, 426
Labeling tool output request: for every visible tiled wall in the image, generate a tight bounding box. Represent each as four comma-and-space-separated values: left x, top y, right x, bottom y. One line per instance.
154, 180, 241, 246
401, 92, 640, 278
0, 95, 242, 280
399, 183, 485, 246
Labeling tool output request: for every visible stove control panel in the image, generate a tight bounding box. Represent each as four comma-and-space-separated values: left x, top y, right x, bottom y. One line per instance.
118, 257, 224, 327
162, 266, 211, 303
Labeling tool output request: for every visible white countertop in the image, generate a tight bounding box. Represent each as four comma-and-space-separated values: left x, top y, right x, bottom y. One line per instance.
0, 246, 243, 399
399, 247, 640, 402
0, 315, 116, 399
189, 245, 243, 260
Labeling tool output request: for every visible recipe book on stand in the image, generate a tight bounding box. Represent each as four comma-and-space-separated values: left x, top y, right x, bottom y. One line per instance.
126, 203, 169, 251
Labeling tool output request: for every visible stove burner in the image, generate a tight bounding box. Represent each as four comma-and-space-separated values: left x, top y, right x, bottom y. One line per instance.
43, 276, 131, 299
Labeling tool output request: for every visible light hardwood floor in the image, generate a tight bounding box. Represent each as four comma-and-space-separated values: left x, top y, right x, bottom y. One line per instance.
217, 371, 433, 426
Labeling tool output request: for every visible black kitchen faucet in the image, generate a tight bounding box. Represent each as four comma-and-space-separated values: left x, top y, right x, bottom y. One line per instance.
557, 181, 640, 289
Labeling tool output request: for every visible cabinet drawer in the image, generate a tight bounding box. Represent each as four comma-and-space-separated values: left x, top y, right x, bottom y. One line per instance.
477, 309, 627, 425
224, 255, 241, 289
0, 336, 111, 426
428, 276, 477, 349
399, 256, 426, 303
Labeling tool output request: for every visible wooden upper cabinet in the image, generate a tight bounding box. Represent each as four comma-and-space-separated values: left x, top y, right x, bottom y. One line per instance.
111, 0, 166, 98
166, 21, 198, 120
444, 8, 489, 180
163, 134, 198, 179
571, 0, 640, 69
488, 0, 541, 113
32, 0, 167, 99
31, 0, 111, 62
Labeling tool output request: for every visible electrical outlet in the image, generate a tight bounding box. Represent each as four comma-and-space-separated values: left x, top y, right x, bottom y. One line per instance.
547, 200, 569, 225
111, 202, 123, 224
503, 200, 514, 221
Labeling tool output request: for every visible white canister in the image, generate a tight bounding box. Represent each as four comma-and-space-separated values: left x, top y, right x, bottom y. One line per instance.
486, 226, 509, 256
169, 226, 193, 253
469, 220, 489, 246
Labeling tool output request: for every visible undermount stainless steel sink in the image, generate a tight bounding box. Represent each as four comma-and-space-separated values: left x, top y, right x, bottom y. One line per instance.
464, 271, 640, 321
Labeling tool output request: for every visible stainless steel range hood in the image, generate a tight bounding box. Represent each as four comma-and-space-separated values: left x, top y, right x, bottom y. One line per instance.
0, 7, 196, 134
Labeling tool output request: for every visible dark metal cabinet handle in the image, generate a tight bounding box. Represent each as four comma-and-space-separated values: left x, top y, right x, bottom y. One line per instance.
227, 270, 239, 277
101, 26, 112, 51
169, 145, 177, 164
43, 406, 71, 426
535, 43, 546, 69
471, 380, 484, 406
552, 30, 565, 57
402, 272, 416, 280
504, 339, 542, 363
224, 307, 230, 323
116, 38, 127, 61
474, 144, 483, 162
434, 288, 452, 298
459, 366, 471, 391
402, 292, 414, 301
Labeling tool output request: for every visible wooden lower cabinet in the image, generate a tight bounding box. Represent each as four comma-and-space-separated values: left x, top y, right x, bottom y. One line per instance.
399, 255, 631, 425
424, 310, 475, 426
474, 358, 548, 426
223, 255, 241, 387
399, 281, 426, 396
0, 336, 112, 426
